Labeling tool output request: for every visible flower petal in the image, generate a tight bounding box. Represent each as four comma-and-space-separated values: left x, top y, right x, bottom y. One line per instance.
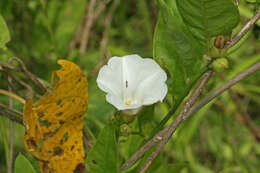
135, 71, 168, 105
133, 59, 168, 105
96, 54, 168, 111
106, 93, 142, 110
96, 57, 123, 99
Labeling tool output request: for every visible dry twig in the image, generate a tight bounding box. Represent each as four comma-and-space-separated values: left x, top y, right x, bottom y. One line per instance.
215, 99, 260, 141
227, 10, 260, 48
8, 57, 51, 94
121, 61, 260, 172
230, 92, 260, 141
100, 0, 119, 58
184, 62, 260, 120
7, 71, 14, 173
70, 0, 110, 51
139, 61, 260, 172
120, 70, 214, 171
138, 70, 214, 173
0, 110, 24, 126
0, 104, 23, 117
0, 89, 25, 104
79, 0, 97, 54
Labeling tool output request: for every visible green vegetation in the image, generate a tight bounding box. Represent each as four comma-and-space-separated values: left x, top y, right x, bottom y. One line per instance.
0, 0, 260, 172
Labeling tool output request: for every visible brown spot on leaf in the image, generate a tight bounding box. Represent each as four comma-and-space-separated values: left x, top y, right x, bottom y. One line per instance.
37, 111, 44, 118
43, 132, 54, 140
92, 160, 97, 164
71, 145, 75, 151
26, 138, 37, 149
56, 112, 63, 116
53, 146, 64, 156
59, 120, 65, 125
73, 163, 85, 173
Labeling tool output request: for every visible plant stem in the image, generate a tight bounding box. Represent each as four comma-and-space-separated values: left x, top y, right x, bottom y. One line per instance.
138, 70, 214, 173
0, 110, 24, 126
119, 70, 214, 171
227, 10, 260, 48
184, 62, 260, 120
8, 75, 14, 173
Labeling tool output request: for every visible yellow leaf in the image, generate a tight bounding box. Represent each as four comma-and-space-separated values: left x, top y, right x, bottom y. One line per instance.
23, 60, 88, 173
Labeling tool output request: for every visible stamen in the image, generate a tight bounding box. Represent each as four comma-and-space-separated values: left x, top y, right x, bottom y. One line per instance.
125, 100, 132, 105
125, 80, 128, 88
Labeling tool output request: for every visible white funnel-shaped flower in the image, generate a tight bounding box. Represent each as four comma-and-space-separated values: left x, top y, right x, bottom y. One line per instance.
97, 54, 168, 114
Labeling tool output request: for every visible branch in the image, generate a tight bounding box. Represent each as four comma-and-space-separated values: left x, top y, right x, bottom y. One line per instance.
8, 57, 51, 94
119, 70, 214, 171
229, 91, 260, 141
227, 10, 260, 48
119, 127, 167, 171
215, 99, 260, 141
0, 62, 18, 71
100, 0, 119, 59
8, 71, 14, 173
138, 70, 214, 173
79, 0, 96, 54
139, 61, 260, 172
184, 61, 260, 120
0, 110, 24, 126
0, 89, 25, 104
121, 7, 260, 173
0, 104, 23, 117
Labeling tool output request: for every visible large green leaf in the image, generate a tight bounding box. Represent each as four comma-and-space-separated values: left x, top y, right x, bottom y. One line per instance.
154, 0, 204, 102
14, 154, 37, 173
0, 15, 10, 48
176, 0, 240, 46
86, 125, 118, 173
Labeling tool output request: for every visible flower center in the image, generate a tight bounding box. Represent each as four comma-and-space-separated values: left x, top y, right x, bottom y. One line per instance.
124, 100, 132, 106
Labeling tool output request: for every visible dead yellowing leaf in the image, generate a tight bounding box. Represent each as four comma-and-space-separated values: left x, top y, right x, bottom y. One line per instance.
23, 60, 88, 173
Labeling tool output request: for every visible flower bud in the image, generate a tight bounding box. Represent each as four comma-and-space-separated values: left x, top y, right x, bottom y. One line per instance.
122, 113, 136, 124
120, 124, 131, 136
212, 58, 229, 72
214, 35, 226, 49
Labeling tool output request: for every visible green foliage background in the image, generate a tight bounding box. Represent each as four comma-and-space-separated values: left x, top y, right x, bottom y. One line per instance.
0, 0, 260, 172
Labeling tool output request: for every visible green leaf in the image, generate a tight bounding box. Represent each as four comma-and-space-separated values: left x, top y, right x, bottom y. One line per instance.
176, 0, 240, 47
14, 154, 37, 173
154, 0, 204, 102
0, 15, 10, 49
120, 106, 155, 161
86, 125, 118, 173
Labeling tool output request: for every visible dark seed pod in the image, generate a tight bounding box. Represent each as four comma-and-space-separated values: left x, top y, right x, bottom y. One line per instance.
214, 35, 226, 49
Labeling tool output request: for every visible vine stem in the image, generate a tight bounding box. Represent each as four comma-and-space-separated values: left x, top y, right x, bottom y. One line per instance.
7, 71, 14, 173
227, 9, 260, 48
138, 70, 214, 173
120, 9, 260, 172
138, 61, 260, 173
183, 62, 260, 120
120, 70, 214, 171
0, 89, 25, 104
0, 110, 24, 126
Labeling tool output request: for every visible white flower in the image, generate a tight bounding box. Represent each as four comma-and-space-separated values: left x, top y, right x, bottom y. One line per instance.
96, 54, 168, 115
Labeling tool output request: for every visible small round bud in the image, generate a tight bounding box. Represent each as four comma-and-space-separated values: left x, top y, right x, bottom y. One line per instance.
120, 124, 131, 136
212, 58, 229, 72
122, 113, 136, 124
210, 46, 220, 58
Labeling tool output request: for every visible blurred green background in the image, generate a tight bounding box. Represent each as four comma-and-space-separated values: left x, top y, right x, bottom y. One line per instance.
0, 0, 260, 172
